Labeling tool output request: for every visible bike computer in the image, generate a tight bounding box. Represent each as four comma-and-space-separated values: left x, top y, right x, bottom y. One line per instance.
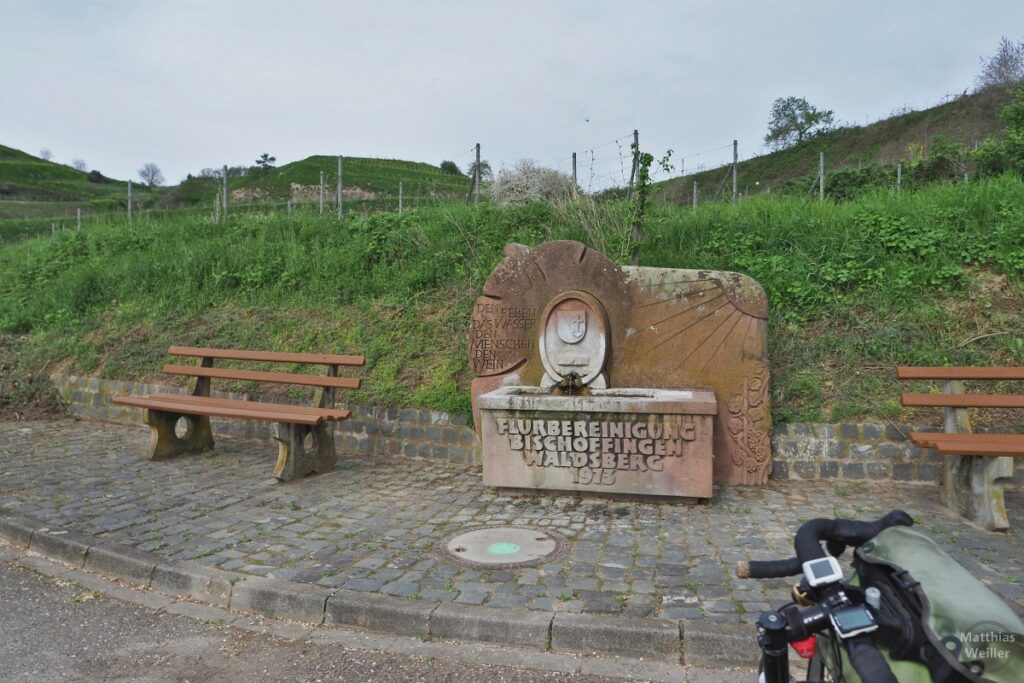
802, 556, 843, 587
829, 605, 878, 639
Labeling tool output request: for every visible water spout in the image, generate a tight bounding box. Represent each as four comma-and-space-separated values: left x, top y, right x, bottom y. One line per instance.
554, 371, 586, 396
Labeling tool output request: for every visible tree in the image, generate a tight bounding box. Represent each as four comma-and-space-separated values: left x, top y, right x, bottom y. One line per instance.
466, 159, 493, 183
764, 97, 835, 149
975, 36, 1024, 93
39, 148, 53, 161
71, 159, 87, 172
255, 153, 276, 175
138, 163, 164, 187
439, 160, 462, 175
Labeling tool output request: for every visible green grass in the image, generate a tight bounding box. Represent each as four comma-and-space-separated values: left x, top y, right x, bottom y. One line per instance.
1, 175, 1022, 425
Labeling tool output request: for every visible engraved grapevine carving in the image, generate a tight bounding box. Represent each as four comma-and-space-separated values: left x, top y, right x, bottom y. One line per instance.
727, 364, 772, 474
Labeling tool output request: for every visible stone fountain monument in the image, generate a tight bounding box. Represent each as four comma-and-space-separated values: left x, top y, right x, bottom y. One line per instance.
470, 241, 772, 499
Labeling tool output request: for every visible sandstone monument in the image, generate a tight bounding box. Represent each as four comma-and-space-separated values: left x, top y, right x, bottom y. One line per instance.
469, 241, 771, 498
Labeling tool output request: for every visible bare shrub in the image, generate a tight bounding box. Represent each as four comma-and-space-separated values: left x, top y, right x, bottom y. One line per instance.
490, 159, 576, 206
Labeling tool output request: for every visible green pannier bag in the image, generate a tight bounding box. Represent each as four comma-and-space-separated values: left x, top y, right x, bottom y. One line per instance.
819, 526, 1023, 683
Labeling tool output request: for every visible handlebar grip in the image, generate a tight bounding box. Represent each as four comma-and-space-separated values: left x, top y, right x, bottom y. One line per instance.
846, 637, 898, 683
739, 557, 802, 579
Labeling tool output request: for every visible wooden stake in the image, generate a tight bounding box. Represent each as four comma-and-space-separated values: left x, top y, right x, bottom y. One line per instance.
572, 152, 577, 192
127, 180, 133, 223
398, 182, 403, 214
77, 207, 82, 231
319, 171, 325, 215
222, 165, 228, 220
693, 181, 698, 209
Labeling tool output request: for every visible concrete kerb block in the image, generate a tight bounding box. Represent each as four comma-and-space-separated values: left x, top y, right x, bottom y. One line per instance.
151, 562, 235, 608
681, 619, 758, 668
0, 514, 49, 548
551, 613, 680, 661
326, 589, 435, 638
229, 576, 331, 625
29, 528, 93, 568
84, 543, 161, 587
430, 603, 552, 649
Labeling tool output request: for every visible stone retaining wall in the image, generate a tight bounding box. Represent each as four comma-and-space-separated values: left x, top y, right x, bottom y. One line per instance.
52, 374, 1023, 486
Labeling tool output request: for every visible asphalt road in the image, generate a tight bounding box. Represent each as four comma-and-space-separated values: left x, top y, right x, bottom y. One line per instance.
0, 560, 692, 683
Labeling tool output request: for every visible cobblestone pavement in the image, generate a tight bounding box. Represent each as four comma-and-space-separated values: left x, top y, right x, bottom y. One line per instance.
1, 419, 1021, 622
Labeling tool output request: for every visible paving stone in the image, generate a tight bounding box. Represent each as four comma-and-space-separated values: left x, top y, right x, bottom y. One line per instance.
380, 581, 421, 597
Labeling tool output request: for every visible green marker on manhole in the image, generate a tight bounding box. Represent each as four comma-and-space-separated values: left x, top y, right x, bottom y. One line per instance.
487, 542, 521, 555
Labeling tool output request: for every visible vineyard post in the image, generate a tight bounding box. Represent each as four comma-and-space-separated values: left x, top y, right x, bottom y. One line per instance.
627, 129, 639, 200
77, 207, 81, 231
819, 152, 825, 201
337, 155, 343, 218
572, 152, 577, 192
474, 143, 481, 206
319, 171, 325, 215
731, 140, 738, 204
127, 180, 133, 224
222, 165, 228, 220
693, 181, 698, 209
897, 163, 902, 192
399, 182, 403, 214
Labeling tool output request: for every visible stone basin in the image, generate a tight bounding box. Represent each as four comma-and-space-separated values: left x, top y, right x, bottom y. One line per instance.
479, 386, 717, 498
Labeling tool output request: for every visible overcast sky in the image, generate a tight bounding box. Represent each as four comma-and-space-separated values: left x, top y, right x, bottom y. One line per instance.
2, 1, 1022, 189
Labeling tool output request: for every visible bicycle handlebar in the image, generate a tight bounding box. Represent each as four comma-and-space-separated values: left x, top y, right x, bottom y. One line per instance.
737, 510, 914, 579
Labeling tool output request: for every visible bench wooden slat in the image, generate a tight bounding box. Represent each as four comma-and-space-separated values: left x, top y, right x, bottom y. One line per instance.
897, 366, 1024, 380
112, 396, 324, 425
910, 432, 1024, 446
147, 393, 351, 421
933, 441, 1024, 457
163, 364, 361, 389
168, 346, 365, 367
900, 393, 1024, 408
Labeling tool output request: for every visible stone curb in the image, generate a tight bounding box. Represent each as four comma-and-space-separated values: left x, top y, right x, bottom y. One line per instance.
0, 512, 759, 667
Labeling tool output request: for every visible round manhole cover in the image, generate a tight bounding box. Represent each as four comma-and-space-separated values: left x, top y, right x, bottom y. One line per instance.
438, 526, 569, 569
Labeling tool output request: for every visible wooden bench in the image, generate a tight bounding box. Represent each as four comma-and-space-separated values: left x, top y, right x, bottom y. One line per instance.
113, 346, 364, 482
898, 366, 1024, 531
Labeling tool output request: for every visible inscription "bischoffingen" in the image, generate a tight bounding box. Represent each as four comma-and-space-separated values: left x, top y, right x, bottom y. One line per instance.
494, 416, 697, 486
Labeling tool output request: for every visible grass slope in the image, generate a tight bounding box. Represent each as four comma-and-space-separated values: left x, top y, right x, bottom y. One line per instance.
0, 144, 158, 220
655, 90, 1007, 202
1, 175, 1022, 426
164, 155, 468, 208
